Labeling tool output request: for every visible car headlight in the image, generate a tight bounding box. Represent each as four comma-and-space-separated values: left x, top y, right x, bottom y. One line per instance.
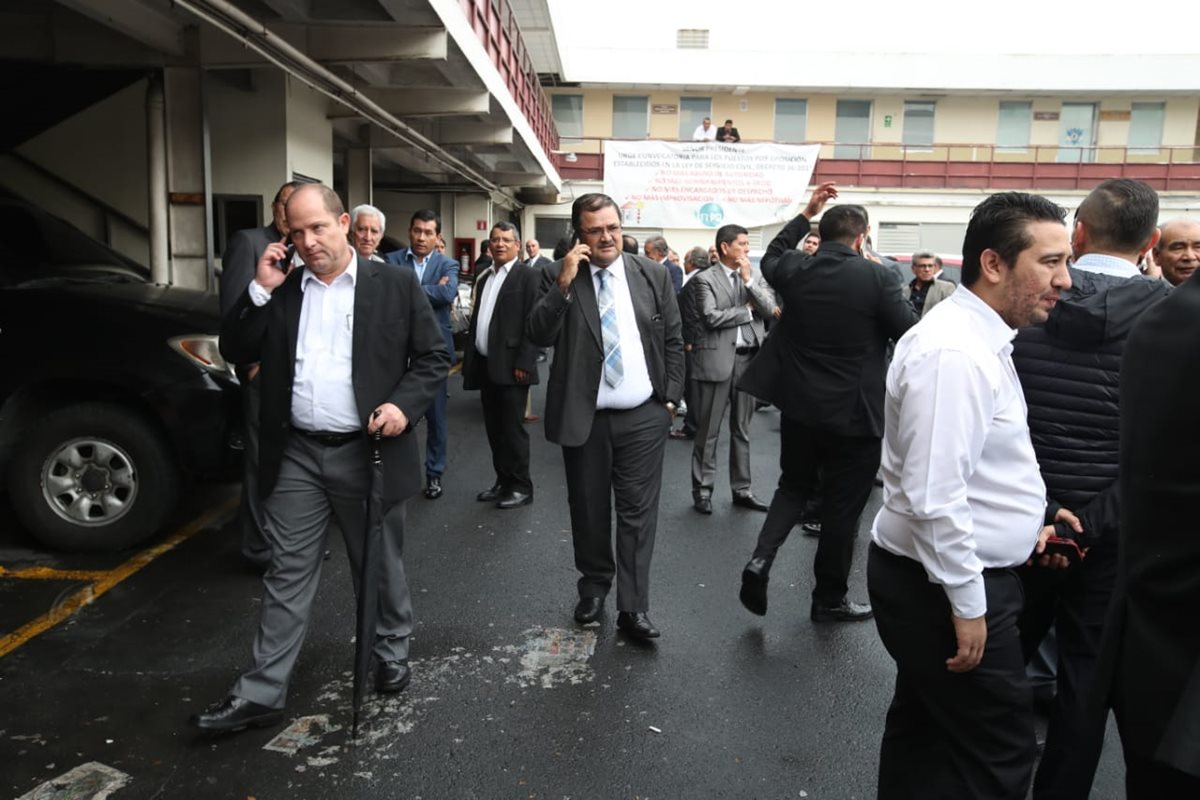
168, 335, 235, 379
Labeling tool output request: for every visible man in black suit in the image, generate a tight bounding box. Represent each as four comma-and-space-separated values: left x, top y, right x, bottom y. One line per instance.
738, 183, 917, 621
193, 184, 449, 733
717, 119, 741, 143
644, 235, 684, 295
220, 180, 301, 568
528, 193, 684, 640
461, 222, 541, 509
1105, 267, 1200, 796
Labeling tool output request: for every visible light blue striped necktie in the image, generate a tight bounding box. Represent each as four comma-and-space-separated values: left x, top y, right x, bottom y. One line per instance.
597, 269, 624, 388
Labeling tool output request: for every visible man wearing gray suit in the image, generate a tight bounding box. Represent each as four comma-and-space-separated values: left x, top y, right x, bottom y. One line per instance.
689, 224, 776, 514
220, 180, 301, 568
901, 251, 956, 318
527, 193, 684, 640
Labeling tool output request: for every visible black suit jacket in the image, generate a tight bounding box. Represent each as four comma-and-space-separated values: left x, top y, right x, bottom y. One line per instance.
527, 254, 684, 447
461, 262, 541, 389
220, 223, 281, 318
220, 255, 451, 504
1104, 269, 1200, 774
739, 214, 917, 437
717, 126, 740, 143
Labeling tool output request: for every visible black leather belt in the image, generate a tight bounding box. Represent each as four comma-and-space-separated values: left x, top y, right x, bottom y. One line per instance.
293, 428, 362, 447
735, 346, 759, 355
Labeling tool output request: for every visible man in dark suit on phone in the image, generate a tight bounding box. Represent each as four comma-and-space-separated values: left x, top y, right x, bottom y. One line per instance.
527, 193, 684, 640
193, 183, 449, 734
461, 222, 542, 509
220, 180, 302, 568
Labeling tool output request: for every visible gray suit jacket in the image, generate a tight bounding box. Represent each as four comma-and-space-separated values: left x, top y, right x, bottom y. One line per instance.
527, 254, 685, 448
689, 264, 776, 383
902, 278, 956, 318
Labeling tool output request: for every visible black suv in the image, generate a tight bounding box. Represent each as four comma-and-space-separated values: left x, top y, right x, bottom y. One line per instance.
0, 194, 241, 551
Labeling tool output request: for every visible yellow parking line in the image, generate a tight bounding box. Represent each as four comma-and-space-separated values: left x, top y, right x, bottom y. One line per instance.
0, 566, 112, 581
0, 497, 238, 659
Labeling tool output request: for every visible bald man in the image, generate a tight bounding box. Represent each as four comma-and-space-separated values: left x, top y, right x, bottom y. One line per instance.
1154, 218, 1200, 287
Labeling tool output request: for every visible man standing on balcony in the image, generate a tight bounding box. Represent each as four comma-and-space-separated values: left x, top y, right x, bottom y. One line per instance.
902, 251, 956, 318
1153, 218, 1200, 286
692, 116, 717, 142
717, 119, 740, 143
645, 235, 684, 295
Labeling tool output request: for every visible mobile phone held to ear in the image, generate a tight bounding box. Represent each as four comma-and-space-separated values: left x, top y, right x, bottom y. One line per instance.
276, 243, 296, 272
1043, 536, 1085, 564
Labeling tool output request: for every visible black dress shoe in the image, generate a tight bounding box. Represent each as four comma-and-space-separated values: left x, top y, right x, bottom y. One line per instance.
811, 599, 874, 623
732, 493, 770, 512
739, 557, 772, 616
573, 596, 604, 624
693, 497, 713, 515
801, 519, 821, 536
424, 476, 443, 500
617, 611, 660, 639
191, 696, 284, 733
476, 484, 502, 502
496, 490, 532, 509
667, 429, 693, 441
376, 660, 411, 694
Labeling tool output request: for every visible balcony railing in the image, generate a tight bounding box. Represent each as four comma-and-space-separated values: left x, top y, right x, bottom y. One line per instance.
551, 138, 1200, 192
458, 0, 558, 159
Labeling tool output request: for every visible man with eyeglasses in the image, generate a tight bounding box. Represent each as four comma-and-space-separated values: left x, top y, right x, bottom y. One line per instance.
902, 251, 956, 318
461, 222, 542, 509
527, 194, 684, 640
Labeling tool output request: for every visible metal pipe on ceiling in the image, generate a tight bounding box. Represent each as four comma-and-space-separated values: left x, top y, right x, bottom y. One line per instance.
172, 0, 517, 205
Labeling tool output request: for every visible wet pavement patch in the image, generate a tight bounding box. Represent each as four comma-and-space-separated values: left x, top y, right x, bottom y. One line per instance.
263, 714, 342, 756
507, 626, 597, 689
16, 762, 129, 799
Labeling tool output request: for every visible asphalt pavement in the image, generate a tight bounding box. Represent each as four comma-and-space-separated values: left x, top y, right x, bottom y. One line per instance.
0, 375, 1127, 799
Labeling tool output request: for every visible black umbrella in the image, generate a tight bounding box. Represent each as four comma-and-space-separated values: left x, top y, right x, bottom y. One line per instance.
351, 421, 385, 739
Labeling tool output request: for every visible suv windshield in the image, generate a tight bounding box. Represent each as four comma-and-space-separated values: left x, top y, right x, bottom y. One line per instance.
0, 198, 148, 286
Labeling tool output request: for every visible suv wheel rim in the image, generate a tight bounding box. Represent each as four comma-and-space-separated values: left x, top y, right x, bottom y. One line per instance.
40, 437, 138, 527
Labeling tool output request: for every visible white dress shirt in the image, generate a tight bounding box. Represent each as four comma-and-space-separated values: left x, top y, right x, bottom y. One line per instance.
249, 252, 361, 433
592, 257, 654, 409
871, 285, 1045, 619
1072, 252, 1140, 279
692, 124, 717, 142
474, 259, 515, 357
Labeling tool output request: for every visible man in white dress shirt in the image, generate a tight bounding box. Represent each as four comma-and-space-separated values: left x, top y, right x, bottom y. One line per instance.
867, 192, 1072, 799
692, 116, 717, 142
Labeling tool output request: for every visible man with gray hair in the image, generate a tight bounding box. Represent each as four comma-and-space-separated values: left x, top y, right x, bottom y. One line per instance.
1152, 218, 1200, 286
644, 235, 684, 295
902, 250, 955, 318
350, 204, 387, 262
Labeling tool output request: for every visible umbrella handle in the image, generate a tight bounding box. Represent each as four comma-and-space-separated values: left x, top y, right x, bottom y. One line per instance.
371, 409, 383, 465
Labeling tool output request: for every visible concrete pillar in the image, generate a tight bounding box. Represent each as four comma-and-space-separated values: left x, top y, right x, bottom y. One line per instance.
146, 74, 170, 285
163, 67, 210, 291
345, 147, 373, 210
